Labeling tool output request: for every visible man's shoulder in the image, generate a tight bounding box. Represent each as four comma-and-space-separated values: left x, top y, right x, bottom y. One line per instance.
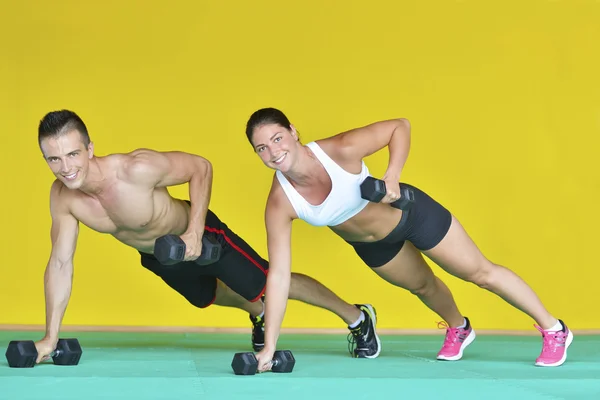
93, 150, 155, 182
50, 178, 67, 197
117, 148, 159, 180
101, 150, 149, 165
49, 179, 76, 216
127, 148, 161, 160
121, 148, 168, 168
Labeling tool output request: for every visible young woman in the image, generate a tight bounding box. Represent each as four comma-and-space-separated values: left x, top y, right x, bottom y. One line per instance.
245, 107, 572, 372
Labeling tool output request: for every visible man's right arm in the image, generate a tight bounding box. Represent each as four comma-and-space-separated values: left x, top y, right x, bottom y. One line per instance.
43, 181, 79, 344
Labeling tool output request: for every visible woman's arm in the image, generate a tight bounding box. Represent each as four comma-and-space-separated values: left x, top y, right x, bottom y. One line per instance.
335, 118, 411, 182
256, 182, 295, 371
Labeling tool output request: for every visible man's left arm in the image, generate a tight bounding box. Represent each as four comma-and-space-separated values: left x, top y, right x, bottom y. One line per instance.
126, 149, 213, 260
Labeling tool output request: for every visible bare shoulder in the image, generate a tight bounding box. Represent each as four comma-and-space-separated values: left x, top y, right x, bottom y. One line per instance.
119, 148, 161, 182
266, 174, 287, 209
265, 174, 296, 221
311, 124, 363, 165
312, 135, 363, 172
50, 179, 66, 200
314, 135, 346, 158
128, 148, 161, 160
315, 118, 410, 163
124, 148, 160, 168
49, 179, 74, 217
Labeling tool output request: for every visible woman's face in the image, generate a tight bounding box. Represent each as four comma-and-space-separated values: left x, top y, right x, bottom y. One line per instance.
251, 123, 299, 172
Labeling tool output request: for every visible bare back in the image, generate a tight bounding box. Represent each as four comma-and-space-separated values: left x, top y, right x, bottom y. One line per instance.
56, 153, 192, 254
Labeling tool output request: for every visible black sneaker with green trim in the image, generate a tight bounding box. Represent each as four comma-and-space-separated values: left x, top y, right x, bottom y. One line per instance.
250, 312, 265, 352
250, 296, 265, 352
347, 304, 381, 358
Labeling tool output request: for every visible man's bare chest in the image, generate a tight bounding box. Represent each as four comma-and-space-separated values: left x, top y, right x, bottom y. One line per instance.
71, 186, 156, 234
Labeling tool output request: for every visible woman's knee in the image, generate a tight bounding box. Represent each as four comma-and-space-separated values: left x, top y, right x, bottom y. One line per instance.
407, 274, 438, 297
465, 262, 500, 289
373, 248, 437, 294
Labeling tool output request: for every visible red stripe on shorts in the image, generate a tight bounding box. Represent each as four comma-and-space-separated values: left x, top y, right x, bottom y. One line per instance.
205, 226, 268, 302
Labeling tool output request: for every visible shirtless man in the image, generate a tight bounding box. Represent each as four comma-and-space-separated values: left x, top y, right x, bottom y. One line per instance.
33, 109, 379, 363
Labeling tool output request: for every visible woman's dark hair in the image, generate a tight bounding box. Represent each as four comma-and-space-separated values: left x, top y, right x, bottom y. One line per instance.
245, 107, 292, 145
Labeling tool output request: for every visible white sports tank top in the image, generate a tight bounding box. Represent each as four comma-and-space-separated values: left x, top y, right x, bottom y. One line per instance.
275, 141, 370, 227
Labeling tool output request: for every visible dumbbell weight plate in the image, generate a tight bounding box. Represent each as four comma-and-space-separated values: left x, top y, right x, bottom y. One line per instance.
5, 341, 37, 368
53, 338, 83, 366
231, 352, 258, 375
271, 350, 295, 373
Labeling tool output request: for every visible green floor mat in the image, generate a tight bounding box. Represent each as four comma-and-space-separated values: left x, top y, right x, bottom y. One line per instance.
0, 331, 598, 400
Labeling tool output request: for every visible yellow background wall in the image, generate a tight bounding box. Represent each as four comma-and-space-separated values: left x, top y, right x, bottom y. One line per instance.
0, 1, 598, 331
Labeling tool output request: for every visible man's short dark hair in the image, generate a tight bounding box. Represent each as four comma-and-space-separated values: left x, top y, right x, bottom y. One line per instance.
38, 110, 90, 148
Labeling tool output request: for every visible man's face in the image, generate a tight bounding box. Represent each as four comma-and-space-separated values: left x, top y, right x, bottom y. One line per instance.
41, 130, 94, 190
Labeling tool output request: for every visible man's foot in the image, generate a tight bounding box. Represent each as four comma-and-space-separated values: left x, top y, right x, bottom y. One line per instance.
250, 312, 265, 352
436, 317, 476, 361
534, 319, 573, 367
347, 304, 381, 358
250, 296, 265, 352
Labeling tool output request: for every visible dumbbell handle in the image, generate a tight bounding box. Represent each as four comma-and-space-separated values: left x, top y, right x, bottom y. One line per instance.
361, 176, 415, 210
269, 358, 281, 367
365, 177, 415, 210
48, 349, 64, 357
31, 348, 63, 363
388, 186, 415, 210
154, 234, 220, 266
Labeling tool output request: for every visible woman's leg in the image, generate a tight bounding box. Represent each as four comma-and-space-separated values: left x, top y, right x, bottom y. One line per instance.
373, 241, 464, 328
423, 215, 573, 366
423, 215, 556, 328
372, 241, 475, 360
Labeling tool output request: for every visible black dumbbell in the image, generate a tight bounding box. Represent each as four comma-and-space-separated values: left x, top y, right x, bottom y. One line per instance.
360, 176, 415, 210
154, 233, 222, 266
231, 350, 295, 375
5, 338, 82, 368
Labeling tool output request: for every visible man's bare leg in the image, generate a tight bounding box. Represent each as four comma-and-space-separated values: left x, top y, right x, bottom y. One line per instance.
288, 273, 361, 325
212, 280, 263, 317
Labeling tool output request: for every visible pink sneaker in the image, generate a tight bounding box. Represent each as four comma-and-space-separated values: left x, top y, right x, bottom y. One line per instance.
436, 317, 476, 361
534, 319, 573, 367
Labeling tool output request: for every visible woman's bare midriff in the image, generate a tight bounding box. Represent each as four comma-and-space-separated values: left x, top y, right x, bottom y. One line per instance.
329, 202, 404, 242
